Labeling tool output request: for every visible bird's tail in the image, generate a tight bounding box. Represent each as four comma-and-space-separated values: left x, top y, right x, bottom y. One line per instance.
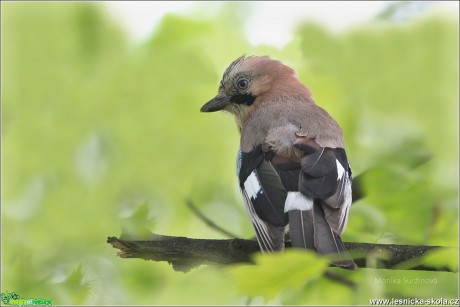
288, 201, 357, 270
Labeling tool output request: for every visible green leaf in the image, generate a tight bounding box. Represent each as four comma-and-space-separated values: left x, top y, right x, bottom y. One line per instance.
54, 264, 91, 305
227, 249, 328, 301
120, 201, 156, 240
281, 269, 355, 305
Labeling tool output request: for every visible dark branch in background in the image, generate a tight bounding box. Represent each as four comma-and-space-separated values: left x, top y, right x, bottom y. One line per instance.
351, 173, 366, 203
186, 199, 238, 238
107, 234, 448, 273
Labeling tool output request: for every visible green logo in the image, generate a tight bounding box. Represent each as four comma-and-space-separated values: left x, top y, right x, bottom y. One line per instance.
1, 291, 52, 306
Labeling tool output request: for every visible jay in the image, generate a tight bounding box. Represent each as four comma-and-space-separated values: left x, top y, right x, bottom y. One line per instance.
201, 55, 356, 270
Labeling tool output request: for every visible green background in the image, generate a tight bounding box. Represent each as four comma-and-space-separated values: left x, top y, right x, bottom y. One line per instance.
2, 2, 458, 305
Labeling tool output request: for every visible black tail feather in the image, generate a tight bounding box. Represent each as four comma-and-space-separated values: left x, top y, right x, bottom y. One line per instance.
312, 201, 357, 270
288, 210, 315, 250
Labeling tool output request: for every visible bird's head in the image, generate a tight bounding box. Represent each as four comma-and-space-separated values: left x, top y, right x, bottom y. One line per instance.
200, 55, 310, 126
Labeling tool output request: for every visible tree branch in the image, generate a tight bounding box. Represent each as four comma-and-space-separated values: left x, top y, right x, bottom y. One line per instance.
107, 233, 449, 273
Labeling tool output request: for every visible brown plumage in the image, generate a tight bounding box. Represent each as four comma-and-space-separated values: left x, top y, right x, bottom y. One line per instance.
201, 55, 356, 270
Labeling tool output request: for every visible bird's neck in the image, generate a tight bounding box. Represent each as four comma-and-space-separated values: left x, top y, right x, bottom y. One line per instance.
232, 106, 254, 132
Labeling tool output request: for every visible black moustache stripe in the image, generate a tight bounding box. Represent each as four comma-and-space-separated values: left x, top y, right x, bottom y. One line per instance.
230, 94, 256, 106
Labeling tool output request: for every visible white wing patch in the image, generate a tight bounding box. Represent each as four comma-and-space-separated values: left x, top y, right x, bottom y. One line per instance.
336, 159, 345, 181
244, 171, 262, 199
284, 192, 313, 212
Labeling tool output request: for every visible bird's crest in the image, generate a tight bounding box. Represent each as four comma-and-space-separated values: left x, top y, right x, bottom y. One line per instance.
221, 55, 270, 87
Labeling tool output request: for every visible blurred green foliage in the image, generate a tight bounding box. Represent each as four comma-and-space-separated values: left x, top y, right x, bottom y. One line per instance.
1, 1, 458, 305
228, 250, 329, 301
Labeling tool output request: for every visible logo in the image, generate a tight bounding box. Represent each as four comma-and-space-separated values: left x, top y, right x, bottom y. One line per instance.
1, 291, 52, 306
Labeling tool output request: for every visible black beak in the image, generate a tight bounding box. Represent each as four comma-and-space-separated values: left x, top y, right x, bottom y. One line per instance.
200, 96, 229, 112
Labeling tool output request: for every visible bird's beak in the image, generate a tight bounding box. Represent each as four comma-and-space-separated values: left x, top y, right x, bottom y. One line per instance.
200, 96, 229, 112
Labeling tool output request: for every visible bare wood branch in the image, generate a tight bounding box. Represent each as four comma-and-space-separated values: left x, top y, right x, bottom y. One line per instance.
107, 233, 449, 273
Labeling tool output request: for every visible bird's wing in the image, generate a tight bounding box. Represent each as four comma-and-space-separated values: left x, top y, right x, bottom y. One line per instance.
264, 126, 356, 269
293, 136, 352, 235
237, 145, 288, 251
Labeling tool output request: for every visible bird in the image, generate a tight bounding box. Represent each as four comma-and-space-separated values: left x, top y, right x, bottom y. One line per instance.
200, 55, 357, 270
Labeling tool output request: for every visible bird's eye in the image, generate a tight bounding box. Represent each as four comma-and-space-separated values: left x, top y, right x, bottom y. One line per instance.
237, 78, 249, 90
